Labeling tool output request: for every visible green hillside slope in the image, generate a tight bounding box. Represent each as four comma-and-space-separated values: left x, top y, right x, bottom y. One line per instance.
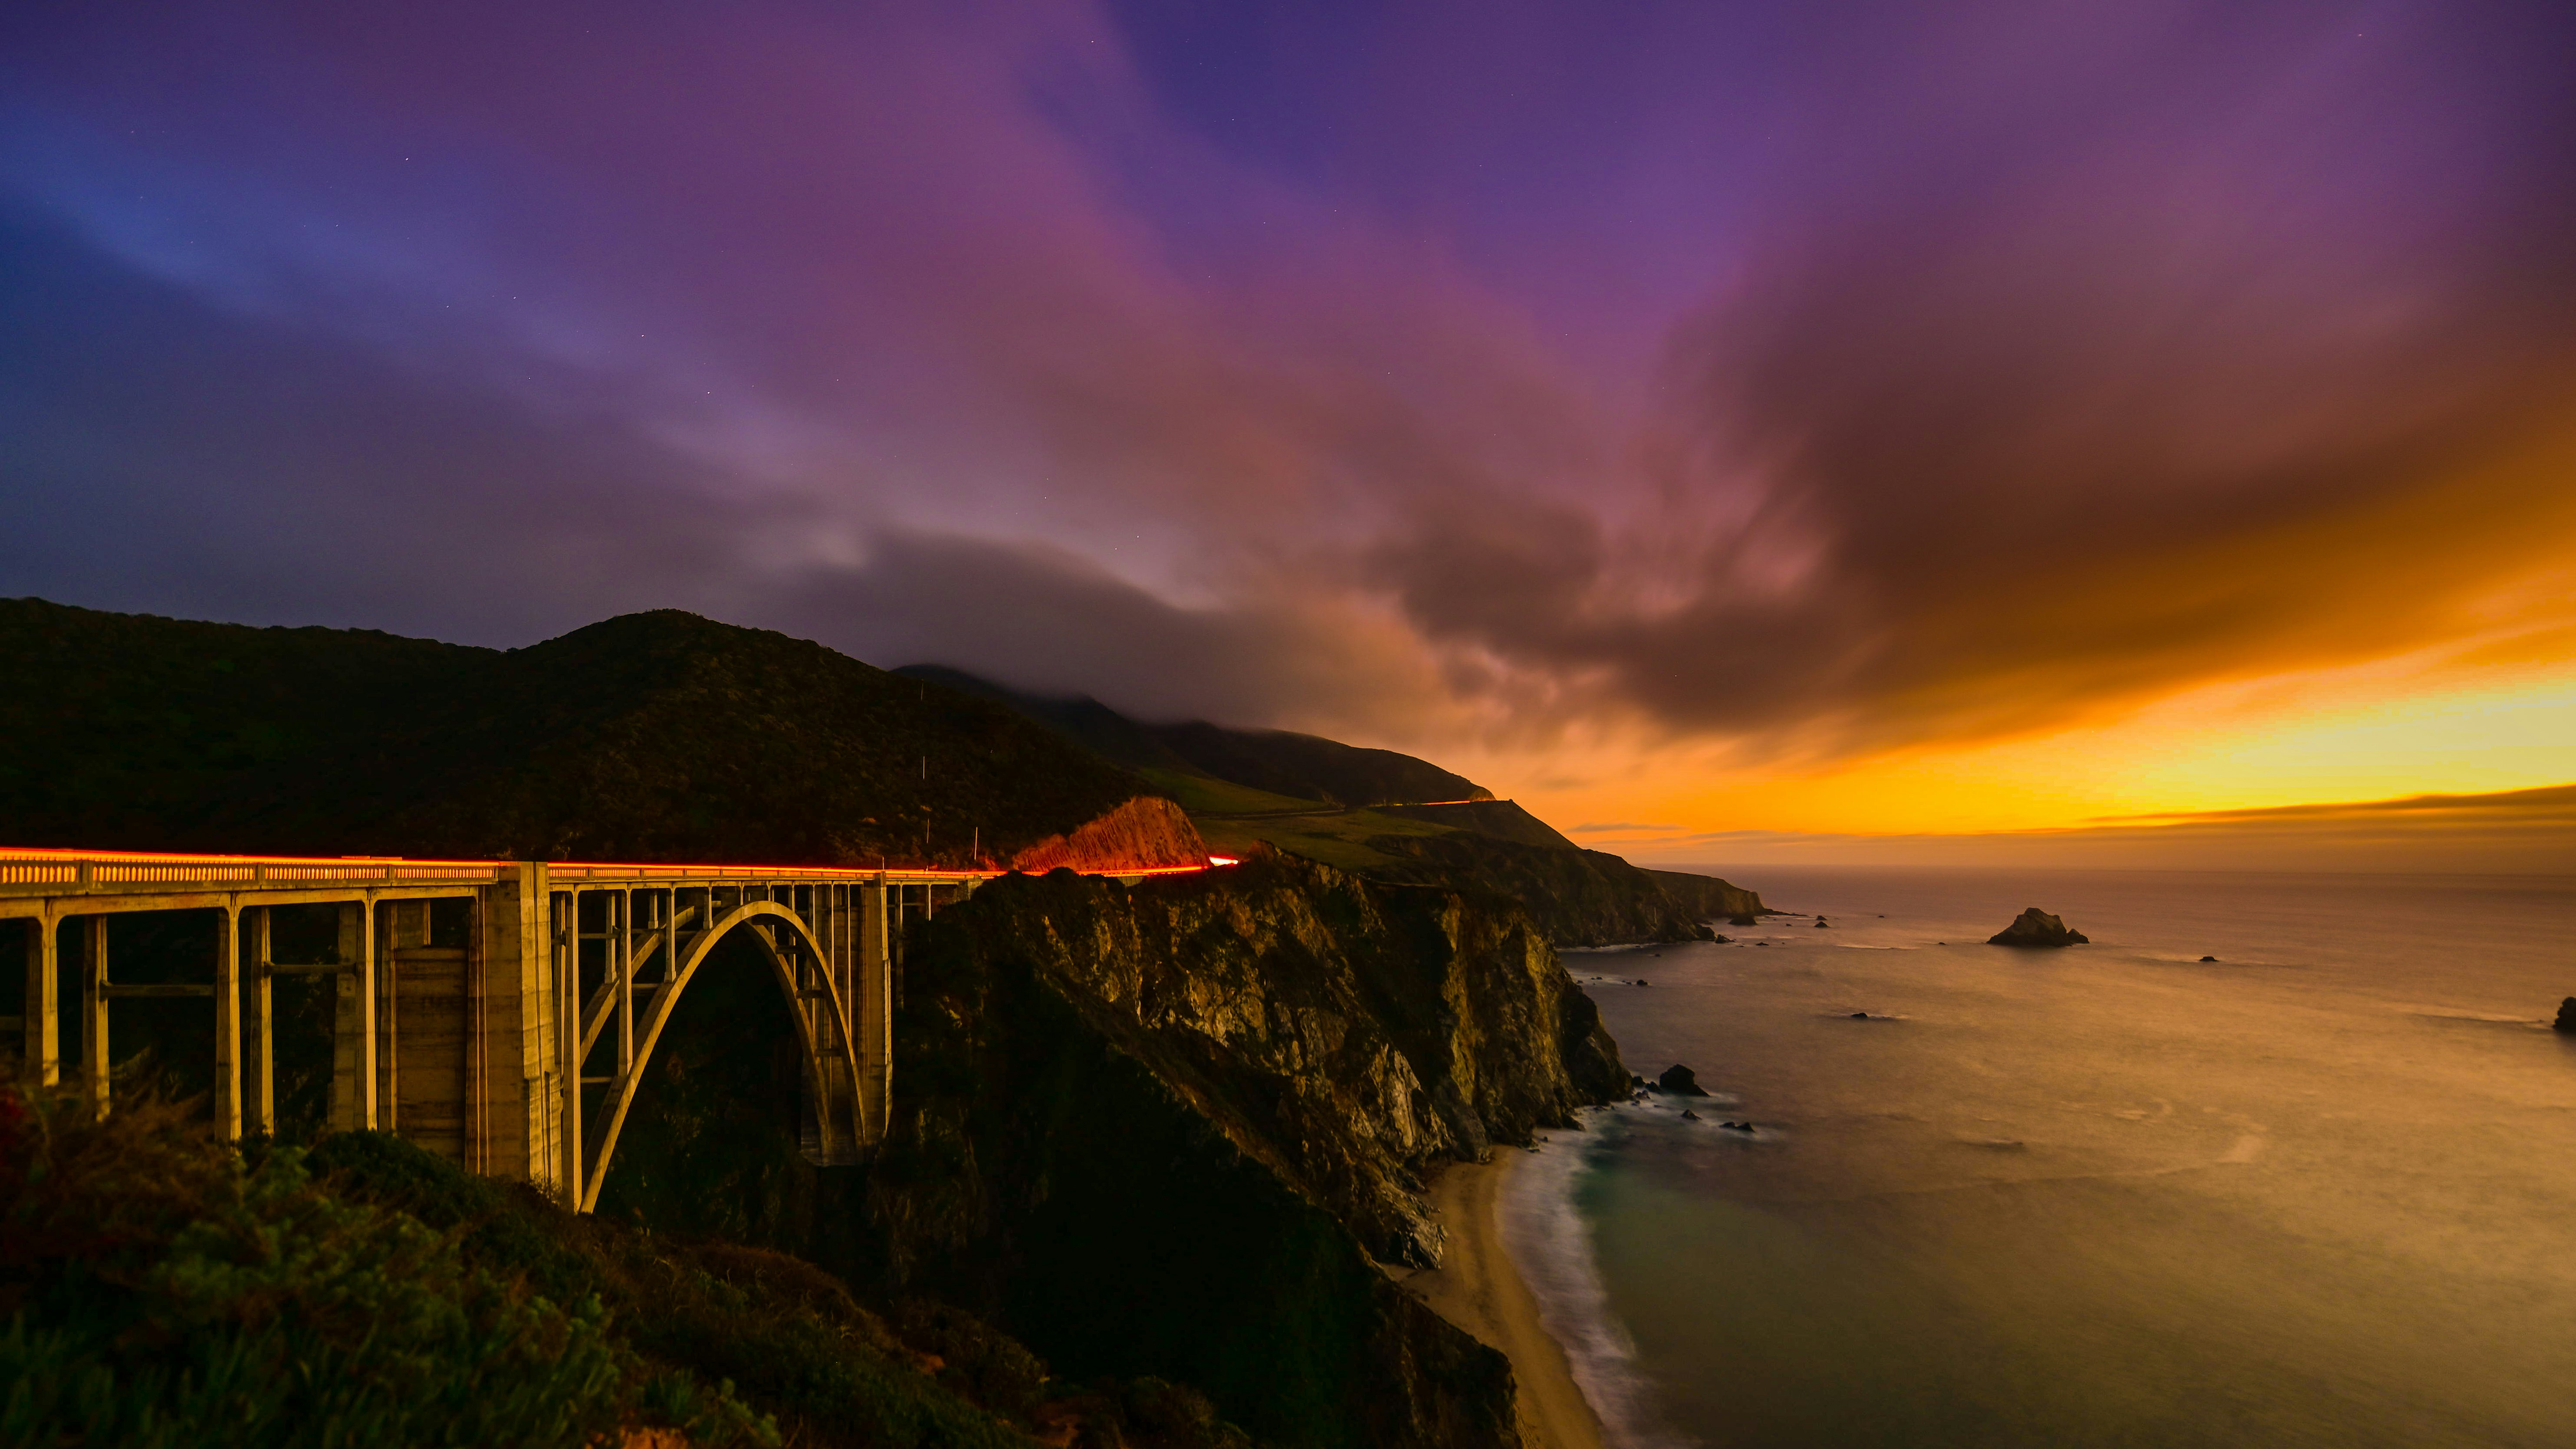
901, 665, 1764, 944
1145, 721, 1487, 808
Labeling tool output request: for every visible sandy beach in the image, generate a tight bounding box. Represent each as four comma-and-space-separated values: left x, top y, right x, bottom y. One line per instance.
1401, 1153, 1607, 1449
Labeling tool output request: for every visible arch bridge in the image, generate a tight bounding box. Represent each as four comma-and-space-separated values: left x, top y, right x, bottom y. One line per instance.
0, 848, 1206, 1209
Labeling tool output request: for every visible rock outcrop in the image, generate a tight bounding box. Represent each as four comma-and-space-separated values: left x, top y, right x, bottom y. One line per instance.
1643, 869, 1768, 926
1656, 1064, 1709, 1096
841, 856, 1630, 1449
2555, 997, 2576, 1033
1360, 832, 1712, 946
1988, 907, 2089, 948
1009, 795, 1210, 871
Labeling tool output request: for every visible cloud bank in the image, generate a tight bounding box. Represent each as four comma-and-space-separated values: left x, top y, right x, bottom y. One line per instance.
5, 1, 2573, 771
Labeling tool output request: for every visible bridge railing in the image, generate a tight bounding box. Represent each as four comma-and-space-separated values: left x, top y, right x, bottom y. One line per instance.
2, 847, 1221, 893
0, 848, 515, 893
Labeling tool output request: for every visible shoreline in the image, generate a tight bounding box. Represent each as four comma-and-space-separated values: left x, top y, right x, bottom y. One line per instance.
1402, 1151, 1608, 1449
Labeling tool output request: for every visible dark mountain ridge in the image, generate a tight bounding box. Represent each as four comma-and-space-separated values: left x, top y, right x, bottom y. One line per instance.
0, 599, 1169, 866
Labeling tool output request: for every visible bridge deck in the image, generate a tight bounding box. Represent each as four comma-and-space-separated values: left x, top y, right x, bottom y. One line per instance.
5, 845, 1222, 1205
0, 845, 1213, 900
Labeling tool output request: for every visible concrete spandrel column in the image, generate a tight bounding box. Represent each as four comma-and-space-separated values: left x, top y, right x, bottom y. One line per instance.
82, 917, 108, 1118
858, 882, 891, 1140
357, 899, 378, 1131
214, 904, 241, 1141
330, 903, 361, 1132
615, 890, 633, 1076
248, 907, 275, 1136
23, 915, 56, 1088
558, 889, 585, 1209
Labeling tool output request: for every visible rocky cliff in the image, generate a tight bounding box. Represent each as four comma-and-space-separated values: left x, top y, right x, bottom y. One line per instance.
1643, 868, 1768, 924
1357, 832, 1711, 947
854, 858, 1630, 1449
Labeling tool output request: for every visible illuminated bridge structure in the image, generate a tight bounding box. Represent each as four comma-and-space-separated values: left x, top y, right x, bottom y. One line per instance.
0, 848, 1209, 1210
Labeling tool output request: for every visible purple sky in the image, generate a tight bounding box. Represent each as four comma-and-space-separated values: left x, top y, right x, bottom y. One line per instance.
6, 2, 2573, 776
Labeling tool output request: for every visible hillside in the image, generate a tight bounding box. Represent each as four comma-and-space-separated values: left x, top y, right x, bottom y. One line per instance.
905, 666, 1763, 944
897, 667, 1488, 807
0, 1092, 1256, 1449
1644, 868, 1769, 924
1372, 801, 1577, 850
0, 600, 1180, 866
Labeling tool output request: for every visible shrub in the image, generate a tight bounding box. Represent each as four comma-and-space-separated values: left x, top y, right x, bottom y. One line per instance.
0, 1090, 771, 1448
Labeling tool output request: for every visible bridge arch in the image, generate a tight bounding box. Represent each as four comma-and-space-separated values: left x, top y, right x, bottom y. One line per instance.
581, 900, 864, 1212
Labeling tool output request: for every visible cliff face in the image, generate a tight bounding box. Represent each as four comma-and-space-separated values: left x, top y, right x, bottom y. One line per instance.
1643, 868, 1768, 923
1358, 832, 1709, 947
828, 858, 1630, 1449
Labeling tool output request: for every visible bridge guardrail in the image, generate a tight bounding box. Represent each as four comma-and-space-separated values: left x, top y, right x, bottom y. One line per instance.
0, 847, 1224, 894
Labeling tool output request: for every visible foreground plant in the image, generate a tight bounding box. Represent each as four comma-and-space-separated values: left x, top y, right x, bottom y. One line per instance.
0, 1088, 771, 1449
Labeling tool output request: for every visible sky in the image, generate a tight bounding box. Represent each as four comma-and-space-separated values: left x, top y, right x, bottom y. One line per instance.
4, 2, 2573, 869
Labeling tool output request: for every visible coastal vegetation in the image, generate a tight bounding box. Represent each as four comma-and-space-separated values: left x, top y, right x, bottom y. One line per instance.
1, 1088, 1212, 1449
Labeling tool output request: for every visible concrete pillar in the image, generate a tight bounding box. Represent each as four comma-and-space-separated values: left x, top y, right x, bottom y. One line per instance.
614, 890, 632, 1076
23, 915, 56, 1088
330, 904, 361, 1131
833, 886, 854, 1047
248, 907, 275, 1135
557, 889, 585, 1207
357, 899, 378, 1130
380, 904, 398, 1135
466, 891, 486, 1175
475, 864, 554, 1186
82, 917, 108, 1118
214, 903, 241, 1140
859, 882, 891, 1140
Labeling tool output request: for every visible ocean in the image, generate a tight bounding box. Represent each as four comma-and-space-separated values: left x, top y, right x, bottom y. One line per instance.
1503, 867, 2576, 1449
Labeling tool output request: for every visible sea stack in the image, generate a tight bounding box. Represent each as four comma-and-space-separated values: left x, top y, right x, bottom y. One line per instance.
1658, 1064, 1711, 1096
2554, 997, 2576, 1033
1988, 907, 2089, 948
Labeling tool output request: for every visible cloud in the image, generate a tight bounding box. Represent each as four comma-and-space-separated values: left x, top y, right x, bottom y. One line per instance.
3, 1, 2574, 771
764, 529, 1448, 728
1352, 2, 2576, 755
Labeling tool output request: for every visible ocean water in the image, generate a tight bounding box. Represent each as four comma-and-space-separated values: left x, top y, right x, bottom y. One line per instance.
1502, 868, 2576, 1449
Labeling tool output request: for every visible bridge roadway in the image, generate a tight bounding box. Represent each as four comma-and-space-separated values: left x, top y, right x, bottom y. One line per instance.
0, 847, 1210, 1210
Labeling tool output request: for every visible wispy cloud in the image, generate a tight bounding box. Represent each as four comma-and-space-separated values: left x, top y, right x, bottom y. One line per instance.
4, 1, 2573, 776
